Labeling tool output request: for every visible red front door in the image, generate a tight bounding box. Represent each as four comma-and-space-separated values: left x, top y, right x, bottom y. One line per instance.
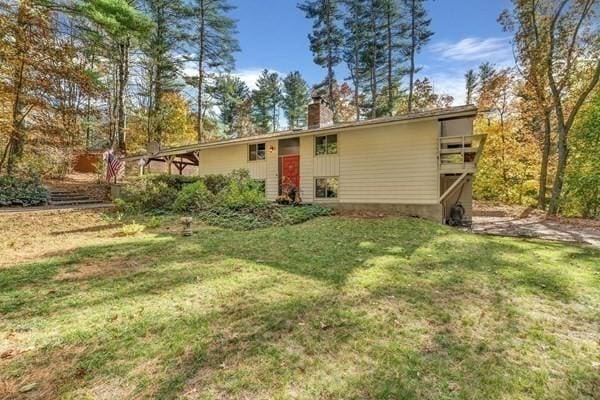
280, 155, 300, 194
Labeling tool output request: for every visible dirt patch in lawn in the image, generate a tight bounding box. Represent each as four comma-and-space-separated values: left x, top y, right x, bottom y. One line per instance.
0, 209, 122, 268
0, 345, 86, 400
473, 201, 600, 246
54, 258, 146, 282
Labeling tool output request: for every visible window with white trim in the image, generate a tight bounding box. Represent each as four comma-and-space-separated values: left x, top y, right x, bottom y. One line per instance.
315, 134, 337, 155
249, 143, 266, 161
315, 177, 339, 199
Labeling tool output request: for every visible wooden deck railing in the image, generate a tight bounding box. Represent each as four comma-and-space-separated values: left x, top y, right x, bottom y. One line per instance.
438, 134, 486, 173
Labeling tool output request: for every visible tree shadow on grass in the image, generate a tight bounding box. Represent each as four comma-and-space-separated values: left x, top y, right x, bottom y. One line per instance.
2, 217, 599, 398
1, 218, 443, 318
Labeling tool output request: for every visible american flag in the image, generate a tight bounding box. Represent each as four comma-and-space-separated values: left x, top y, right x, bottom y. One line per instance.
104, 150, 123, 183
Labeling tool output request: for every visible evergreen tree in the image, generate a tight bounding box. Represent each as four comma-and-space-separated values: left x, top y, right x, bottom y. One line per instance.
342, 0, 366, 121
478, 62, 496, 89
400, 0, 433, 112
465, 69, 477, 104
209, 74, 249, 135
298, 0, 343, 119
252, 69, 281, 132
142, 0, 187, 144
360, 0, 387, 119
282, 71, 310, 129
187, 0, 239, 143
381, 0, 404, 116
78, 0, 151, 154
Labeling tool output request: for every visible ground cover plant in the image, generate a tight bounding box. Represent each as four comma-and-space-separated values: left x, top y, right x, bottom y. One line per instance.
116, 169, 331, 230
0, 209, 598, 399
0, 174, 49, 207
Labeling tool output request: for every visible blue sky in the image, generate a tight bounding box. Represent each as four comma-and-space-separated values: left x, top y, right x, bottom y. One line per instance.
223, 0, 514, 104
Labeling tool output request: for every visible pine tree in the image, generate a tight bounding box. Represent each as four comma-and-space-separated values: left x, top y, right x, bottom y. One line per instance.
342, 0, 366, 121
298, 0, 343, 120
465, 69, 477, 104
477, 62, 498, 110
209, 74, 249, 136
252, 69, 281, 132
381, 0, 404, 116
142, 0, 187, 145
282, 71, 310, 129
188, 0, 239, 143
360, 0, 387, 119
80, 0, 151, 154
400, 0, 433, 112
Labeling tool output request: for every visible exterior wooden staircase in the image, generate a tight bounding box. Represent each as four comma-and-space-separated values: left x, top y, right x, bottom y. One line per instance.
48, 189, 102, 206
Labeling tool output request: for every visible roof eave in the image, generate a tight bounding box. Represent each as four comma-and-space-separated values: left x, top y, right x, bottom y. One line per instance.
122, 105, 478, 161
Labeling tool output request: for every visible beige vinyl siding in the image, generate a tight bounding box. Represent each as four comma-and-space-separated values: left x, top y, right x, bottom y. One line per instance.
247, 160, 267, 179
339, 121, 439, 204
441, 117, 474, 136
299, 136, 314, 202
314, 154, 339, 176
265, 140, 278, 200
198, 144, 266, 180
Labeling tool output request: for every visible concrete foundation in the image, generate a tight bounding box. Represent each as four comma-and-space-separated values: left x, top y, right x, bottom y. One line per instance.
325, 202, 443, 221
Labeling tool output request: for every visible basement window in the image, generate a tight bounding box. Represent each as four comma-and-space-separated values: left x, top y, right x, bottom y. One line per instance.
315, 177, 339, 199
315, 134, 337, 155
249, 143, 266, 161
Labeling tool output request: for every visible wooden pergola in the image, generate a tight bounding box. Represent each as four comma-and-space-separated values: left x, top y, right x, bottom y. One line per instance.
124, 145, 203, 176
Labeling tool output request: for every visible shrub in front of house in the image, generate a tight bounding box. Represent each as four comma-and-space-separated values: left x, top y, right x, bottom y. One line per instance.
142, 174, 202, 191
172, 181, 216, 212
202, 174, 230, 195
0, 174, 49, 207
115, 169, 331, 229
116, 177, 178, 214
220, 176, 267, 210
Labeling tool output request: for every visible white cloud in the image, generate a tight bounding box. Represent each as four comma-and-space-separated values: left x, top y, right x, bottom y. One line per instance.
180, 66, 283, 91
426, 72, 467, 105
234, 68, 283, 90
429, 37, 512, 63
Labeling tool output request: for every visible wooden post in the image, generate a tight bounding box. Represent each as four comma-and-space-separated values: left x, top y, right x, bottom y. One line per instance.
166, 156, 173, 175
192, 151, 201, 176
138, 158, 145, 176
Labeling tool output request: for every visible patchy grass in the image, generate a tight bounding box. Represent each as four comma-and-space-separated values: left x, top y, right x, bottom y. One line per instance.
0, 210, 598, 399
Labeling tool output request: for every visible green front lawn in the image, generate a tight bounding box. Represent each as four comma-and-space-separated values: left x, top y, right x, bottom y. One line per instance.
0, 213, 598, 399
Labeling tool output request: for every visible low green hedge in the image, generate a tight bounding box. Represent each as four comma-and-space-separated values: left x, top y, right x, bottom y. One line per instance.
0, 175, 49, 207
116, 169, 332, 229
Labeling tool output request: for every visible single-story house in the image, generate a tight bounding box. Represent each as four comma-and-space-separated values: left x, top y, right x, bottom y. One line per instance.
123, 98, 485, 224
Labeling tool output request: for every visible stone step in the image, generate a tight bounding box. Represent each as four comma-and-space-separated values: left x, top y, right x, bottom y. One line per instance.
49, 191, 85, 195
50, 195, 90, 201
49, 199, 101, 206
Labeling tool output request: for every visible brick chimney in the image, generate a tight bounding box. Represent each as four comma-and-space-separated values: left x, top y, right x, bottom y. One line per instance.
307, 95, 333, 129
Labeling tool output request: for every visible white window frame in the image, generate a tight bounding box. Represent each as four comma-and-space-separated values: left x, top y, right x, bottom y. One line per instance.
248, 143, 266, 161
315, 134, 338, 156
315, 177, 339, 199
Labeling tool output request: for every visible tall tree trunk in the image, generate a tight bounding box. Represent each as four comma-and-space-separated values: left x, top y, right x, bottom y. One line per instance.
154, 64, 162, 144
538, 111, 551, 209
325, 0, 336, 121
4, 2, 27, 176
386, 10, 393, 115
548, 123, 568, 214
7, 58, 26, 176
116, 38, 129, 154
196, 0, 205, 143
353, 68, 360, 121
407, 0, 416, 112
327, 51, 335, 120
370, 0, 377, 119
